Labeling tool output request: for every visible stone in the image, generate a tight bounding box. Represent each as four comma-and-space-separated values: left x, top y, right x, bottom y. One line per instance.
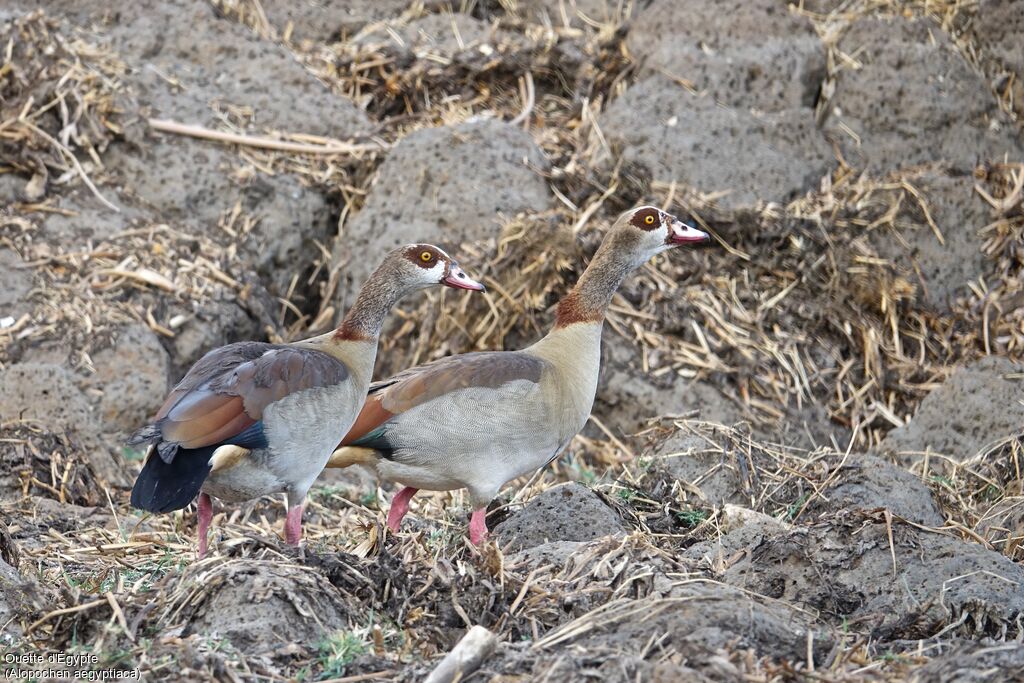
494, 482, 625, 551
601, 76, 834, 210
0, 249, 34, 320
334, 119, 551, 309
878, 356, 1024, 463
864, 171, 992, 310
86, 325, 171, 433
628, 0, 825, 112
827, 16, 1020, 172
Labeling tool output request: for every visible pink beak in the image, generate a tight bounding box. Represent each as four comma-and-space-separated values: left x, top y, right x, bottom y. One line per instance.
442, 263, 486, 291
668, 219, 711, 245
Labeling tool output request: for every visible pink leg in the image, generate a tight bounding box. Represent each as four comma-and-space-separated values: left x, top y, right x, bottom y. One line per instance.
285, 504, 304, 546
469, 508, 489, 545
197, 493, 213, 558
386, 486, 418, 533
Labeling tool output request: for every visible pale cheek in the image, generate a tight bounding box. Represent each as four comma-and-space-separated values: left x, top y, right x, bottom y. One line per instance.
653, 226, 670, 246
423, 261, 445, 284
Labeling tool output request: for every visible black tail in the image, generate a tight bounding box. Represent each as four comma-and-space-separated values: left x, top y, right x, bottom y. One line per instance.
130, 447, 214, 513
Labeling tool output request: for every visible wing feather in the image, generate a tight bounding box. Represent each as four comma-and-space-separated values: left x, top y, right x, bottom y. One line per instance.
162, 395, 249, 446
340, 351, 546, 447
130, 342, 350, 456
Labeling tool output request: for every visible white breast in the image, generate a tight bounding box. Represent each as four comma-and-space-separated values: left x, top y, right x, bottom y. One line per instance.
377, 324, 605, 506
262, 380, 365, 497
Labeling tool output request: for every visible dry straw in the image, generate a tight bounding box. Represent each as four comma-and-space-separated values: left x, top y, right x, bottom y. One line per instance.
2, 0, 1023, 680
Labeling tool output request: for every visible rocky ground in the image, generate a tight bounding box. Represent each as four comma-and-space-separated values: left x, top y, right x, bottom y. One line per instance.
1, 0, 1023, 680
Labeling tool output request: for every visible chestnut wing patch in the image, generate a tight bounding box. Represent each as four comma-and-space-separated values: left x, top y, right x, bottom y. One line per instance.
131, 343, 350, 461
341, 352, 546, 447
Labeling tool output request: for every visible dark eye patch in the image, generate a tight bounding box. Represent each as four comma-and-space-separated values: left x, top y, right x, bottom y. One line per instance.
406, 245, 440, 268
630, 208, 661, 231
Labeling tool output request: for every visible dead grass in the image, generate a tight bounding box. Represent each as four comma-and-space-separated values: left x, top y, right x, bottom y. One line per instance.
2, 0, 1023, 680
7, 0, 1018, 442
5, 421, 1019, 680
0, 11, 127, 211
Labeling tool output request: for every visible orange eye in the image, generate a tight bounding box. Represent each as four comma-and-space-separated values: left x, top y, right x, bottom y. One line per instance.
644, 214, 656, 225
420, 251, 433, 262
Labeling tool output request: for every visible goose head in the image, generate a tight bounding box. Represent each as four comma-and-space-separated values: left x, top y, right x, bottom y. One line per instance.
394, 244, 486, 292
613, 205, 710, 266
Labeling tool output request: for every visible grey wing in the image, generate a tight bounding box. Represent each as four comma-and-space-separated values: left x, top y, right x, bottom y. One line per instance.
130, 342, 350, 456
344, 351, 549, 450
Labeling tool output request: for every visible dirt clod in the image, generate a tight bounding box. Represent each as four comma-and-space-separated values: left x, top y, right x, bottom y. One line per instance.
0, 363, 96, 431
808, 453, 945, 526
494, 482, 626, 551
911, 639, 1024, 683
334, 119, 551, 309
0, 552, 53, 646
179, 559, 353, 658
86, 325, 171, 433
879, 356, 1024, 465
827, 15, 1021, 171
602, 76, 834, 210
689, 517, 1024, 641
0, 249, 34, 320
630, 0, 825, 112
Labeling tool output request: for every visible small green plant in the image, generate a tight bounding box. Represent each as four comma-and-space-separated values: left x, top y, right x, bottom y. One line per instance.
316, 631, 369, 680
66, 550, 185, 594
674, 509, 708, 527
197, 635, 234, 654
577, 467, 597, 484
615, 486, 636, 503
359, 490, 378, 508
98, 645, 137, 668
62, 570, 90, 590
878, 651, 909, 664
112, 550, 183, 592
785, 492, 811, 520
424, 525, 457, 552
122, 445, 147, 461
565, 455, 597, 485
311, 485, 346, 503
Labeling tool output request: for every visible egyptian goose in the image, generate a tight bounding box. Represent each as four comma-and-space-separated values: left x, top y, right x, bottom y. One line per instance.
329, 206, 710, 544
128, 244, 484, 556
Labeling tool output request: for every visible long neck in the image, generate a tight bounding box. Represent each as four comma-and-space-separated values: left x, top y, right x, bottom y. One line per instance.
333, 262, 407, 342
554, 238, 636, 329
